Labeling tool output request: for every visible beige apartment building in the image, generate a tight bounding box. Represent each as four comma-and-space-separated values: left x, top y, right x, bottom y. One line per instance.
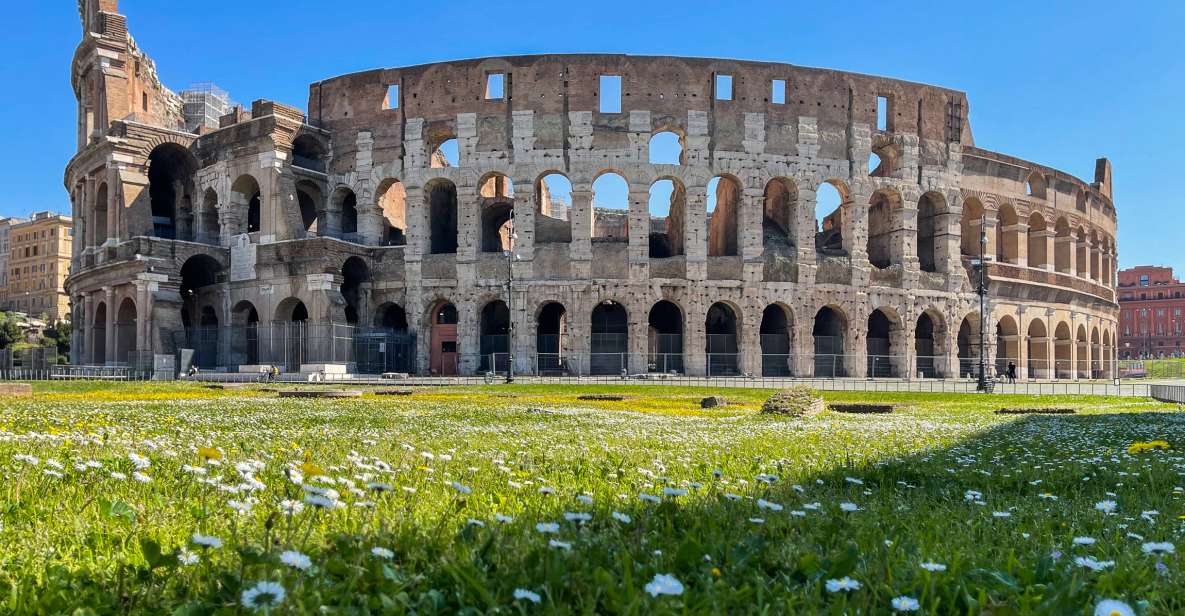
2, 212, 73, 321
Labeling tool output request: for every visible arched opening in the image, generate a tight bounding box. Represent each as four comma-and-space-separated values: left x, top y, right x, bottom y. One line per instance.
274, 297, 309, 372
867, 189, 900, 269
592, 173, 629, 241
648, 179, 686, 258
114, 297, 137, 365
230, 300, 260, 366
590, 300, 628, 375
868, 152, 883, 177
956, 313, 981, 378
647, 300, 684, 373
815, 181, 846, 254
1054, 217, 1071, 273
147, 143, 197, 240
93, 183, 109, 246
996, 315, 1019, 378
915, 310, 944, 378
1025, 171, 1046, 199
1027, 318, 1049, 379
376, 179, 407, 246
430, 138, 458, 168
375, 303, 408, 331
960, 198, 984, 258
535, 173, 572, 244
427, 179, 459, 254
428, 301, 458, 375
295, 180, 321, 236
1027, 212, 1047, 269
1102, 330, 1112, 378
479, 174, 515, 253
291, 135, 326, 173
705, 302, 740, 375
1075, 227, 1088, 279
92, 301, 107, 364
179, 255, 222, 368
1090, 231, 1101, 283
191, 305, 219, 368
200, 189, 220, 244
649, 131, 683, 165
340, 257, 369, 325
1076, 325, 1089, 379
763, 178, 797, 255
479, 300, 510, 373
760, 304, 793, 377
917, 192, 944, 273
1090, 327, 1101, 378
536, 302, 568, 374
996, 204, 1019, 264
1054, 321, 1072, 379
867, 308, 899, 377
335, 187, 358, 237
813, 306, 847, 377
231, 175, 261, 235
707, 176, 740, 257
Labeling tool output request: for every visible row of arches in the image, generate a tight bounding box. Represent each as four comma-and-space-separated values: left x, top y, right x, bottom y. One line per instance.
960, 199, 1116, 285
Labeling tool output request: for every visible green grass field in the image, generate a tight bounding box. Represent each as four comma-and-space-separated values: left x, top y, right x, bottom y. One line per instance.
1, 383, 1183, 614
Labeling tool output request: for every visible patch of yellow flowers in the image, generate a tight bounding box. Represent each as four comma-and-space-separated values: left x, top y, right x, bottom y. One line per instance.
1126, 440, 1170, 454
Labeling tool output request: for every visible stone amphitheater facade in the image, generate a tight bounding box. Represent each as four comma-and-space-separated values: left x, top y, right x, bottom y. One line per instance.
64, 1, 1119, 379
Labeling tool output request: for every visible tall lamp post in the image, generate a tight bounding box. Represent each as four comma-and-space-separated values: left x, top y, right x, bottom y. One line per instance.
504, 210, 517, 383
974, 211, 990, 392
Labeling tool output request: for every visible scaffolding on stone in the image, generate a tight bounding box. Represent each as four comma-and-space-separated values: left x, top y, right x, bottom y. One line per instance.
180, 83, 233, 132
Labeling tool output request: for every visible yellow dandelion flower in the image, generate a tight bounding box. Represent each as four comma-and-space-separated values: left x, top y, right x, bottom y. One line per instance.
198, 447, 222, 461
300, 461, 325, 477
711, 567, 721, 578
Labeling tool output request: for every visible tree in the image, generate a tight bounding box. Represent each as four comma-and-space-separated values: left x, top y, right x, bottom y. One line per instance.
0, 313, 21, 350
43, 319, 72, 358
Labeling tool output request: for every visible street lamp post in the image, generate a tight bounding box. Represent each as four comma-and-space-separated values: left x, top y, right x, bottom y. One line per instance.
504, 211, 516, 384
975, 211, 989, 392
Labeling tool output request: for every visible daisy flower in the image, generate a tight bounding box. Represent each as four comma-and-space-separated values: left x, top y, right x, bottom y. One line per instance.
241, 581, 285, 611
513, 588, 542, 604
825, 577, 861, 592
279, 550, 311, 570
644, 573, 684, 597
891, 596, 921, 612
1094, 599, 1135, 616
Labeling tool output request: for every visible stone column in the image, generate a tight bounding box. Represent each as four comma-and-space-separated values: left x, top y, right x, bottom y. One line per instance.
1058, 233, 1076, 276
795, 185, 818, 287
103, 286, 115, 364
627, 184, 649, 281
106, 165, 120, 243
847, 319, 867, 378
685, 300, 706, 376
845, 188, 871, 289
82, 294, 94, 364
83, 176, 96, 248
569, 186, 592, 279
896, 203, 919, 274
1079, 236, 1092, 281
739, 310, 761, 376
135, 281, 151, 352
627, 304, 648, 375
685, 186, 708, 281
1009, 223, 1029, 267
740, 187, 764, 282
1040, 229, 1056, 271
935, 205, 961, 276
793, 319, 814, 377
512, 174, 536, 279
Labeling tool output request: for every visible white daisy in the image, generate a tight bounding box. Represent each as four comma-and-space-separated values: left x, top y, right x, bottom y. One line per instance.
191, 533, 222, 549
513, 588, 542, 604
920, 562, 946, 572
612, 511, 632, 524
241, 581, 285, 611
825, 576, 861, 592
1141, 541, 1174, 555
644, 573, 684, 597
1094, 599, 1135, 616
279, 550, 311, 570
891, 596, 921, 611
177, 549, 200, 566
371, 547, 394, 559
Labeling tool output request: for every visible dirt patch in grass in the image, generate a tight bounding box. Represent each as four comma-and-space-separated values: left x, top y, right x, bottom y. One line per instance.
829, 403, 896, 414
995, 408, 1077, 415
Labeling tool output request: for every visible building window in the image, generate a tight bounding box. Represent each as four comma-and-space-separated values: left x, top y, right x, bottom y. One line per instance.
771, 79, 786, 104
484, 72, 505, 100
877, 96, 889, 131
383, 84, 399, 110
715, 74, 733, 101
599, 75, 621, 113
1140, 274, 1149, 286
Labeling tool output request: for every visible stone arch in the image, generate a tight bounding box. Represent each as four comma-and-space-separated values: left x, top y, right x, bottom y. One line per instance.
536, 301, 568, 374
92, 300, 107, 364
374, 302, 408, 331
231, 174, 262, 235
649, 130, 684, 165
955, 312, 982, 378
815, 179, 849, 255
146, 143, 198, 240
592, 171, 629, 241
763, 177, 798, 249
93, 182, 109, 246
427, 299, 459, 375
274, 297, 309, 323
996, 314, 1020, 376
1053, 321, 1072, 379
1026, 317, 1049, 379
1075, 225, 1089, 278
341, 256, 370, 325
996, 203, 1019, 264
915, 308, 947, 377
1076, 323, 1090, 379
230, 300, 260, 366
114, 296, 137, 364
479, 172, 515, 253
376, 178, 407, 246
333, 186, 359, 237
707, 175, 741, 257
648, 177, 686, 257
813, 305, 848, 377
199, 188, 220, 244
291, 134, 327, 173
648, 299, 684, 373
1027, 212, 1048, 269
478, 299, 510, 372
1026, 171, 1047, 199
426, 178, 459, 254
1054, 217, 1072, 273
867, 306, 903, 377
1089, 230, 1101, 283
960, 197, 984, 257
705, 301, 741, 375
867, 188, 902, 269
917, 191, 945, 273
179, 254, 222, 331
430, 137, 458, 168
760, 303, 794, 377
590, 300, 629, 375
535, 172, 572, 243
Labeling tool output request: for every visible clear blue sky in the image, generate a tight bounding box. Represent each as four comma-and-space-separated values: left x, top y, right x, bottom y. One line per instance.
3, 0, 1183, 272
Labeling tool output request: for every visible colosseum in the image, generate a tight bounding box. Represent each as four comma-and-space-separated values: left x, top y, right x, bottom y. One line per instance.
64, 1, 1119, 380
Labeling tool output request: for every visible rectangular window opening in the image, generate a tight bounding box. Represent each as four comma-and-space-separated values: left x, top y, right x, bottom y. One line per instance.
715, 74, 733, 101
383, 84, 399, 110
771, 79, 786, 104
485, 73, 505, 100
876, 95, 888, 131
599, 75, 621, 113
141, 92, 148, 112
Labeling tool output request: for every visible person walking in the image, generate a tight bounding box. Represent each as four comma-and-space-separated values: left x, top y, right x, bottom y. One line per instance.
1006, 361, 1017, 384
